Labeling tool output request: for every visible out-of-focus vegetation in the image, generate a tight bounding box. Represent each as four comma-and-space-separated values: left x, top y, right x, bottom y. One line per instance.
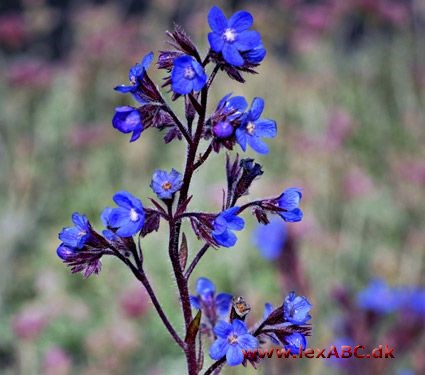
0, 0, 424, 374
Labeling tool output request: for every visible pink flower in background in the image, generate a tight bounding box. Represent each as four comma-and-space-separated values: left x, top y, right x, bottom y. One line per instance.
119, 285, 150, 319
325, 108, 354, 150
343, 166, 374, 199
0, 13, 27, 49
43, 347, 72, 375
6, 59, 55, 89
12, 306, 48, 341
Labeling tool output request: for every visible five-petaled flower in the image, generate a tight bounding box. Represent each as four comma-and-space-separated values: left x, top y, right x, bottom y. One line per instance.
58, 213, 92, 249
114, 51, 154, 103
190, 277, 232, 317
112, 106, 144, 142
101, 191, 145, 237
208, 6, 262, 67
150, 169, 183, 199
236, 97, 277, 154
277, 187, 303, 222
212, 207, 244, 247
283, 291, 312, 325
209, 319, 258, 366
171, 55, 207, 95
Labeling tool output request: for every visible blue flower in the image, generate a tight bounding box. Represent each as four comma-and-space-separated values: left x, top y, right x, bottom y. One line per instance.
277, 188, 303, 222
150, 169, 183, 199
284, 332, 306, 354
114, 51, 154, 103
209, 319, 258, 366
284, 291, 312, 325
253, 218, 287, 260
58, 213, 92, 249
357, 279, 400, 313
101, 191, 145, 237
56, 243, 78, 260
236, 97, 277, 154
171, 55, 207, 95
112, 106, 143, 142
212, 207, 244, 247
208, 6, 262, 67
190, 277, 232, 316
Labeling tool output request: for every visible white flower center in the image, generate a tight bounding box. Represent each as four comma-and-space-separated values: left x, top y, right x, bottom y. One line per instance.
184, 66, 195, 79
223, 28, 237, 42
129, 208, 139, 222
246, 121, 255, 134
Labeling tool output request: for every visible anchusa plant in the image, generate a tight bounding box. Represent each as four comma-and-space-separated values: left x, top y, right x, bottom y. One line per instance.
56, 5, 312, 374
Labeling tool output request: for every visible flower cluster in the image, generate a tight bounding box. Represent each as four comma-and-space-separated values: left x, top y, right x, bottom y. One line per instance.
188, 277, 312, 366
56, 5, 312, 374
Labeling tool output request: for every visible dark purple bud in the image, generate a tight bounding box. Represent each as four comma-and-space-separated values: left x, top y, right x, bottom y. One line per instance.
165, 25, 200, 60
234, 158, 263, 199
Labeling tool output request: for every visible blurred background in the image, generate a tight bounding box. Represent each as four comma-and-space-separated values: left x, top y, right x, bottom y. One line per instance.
0, 0, 424, 374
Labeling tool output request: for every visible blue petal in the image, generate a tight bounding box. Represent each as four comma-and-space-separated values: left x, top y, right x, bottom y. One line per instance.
228, 11, 253, 32
280, 208, 303, 223
214, 320, 232, 338
100, 207, 113, 227
278, 188, 303, 211
232, 319, 248, 336
141, 51, 154, 70
108, 207, 131, 228
113, 191, 143, 211
192, 74, 207, 92
215, 293, 232, 315
213, 229, 237, 248
238, 334, 258, 350
208, 32, 225, 52
226, 215, 244, 231
196, 277, 216, 297
222, 44, 244, 67
236, 128, 247, 151
72, 212, 89, 230
56, 243, 77, 260
208, 6, 228, 33
263, 302, 274, 320
114, 85, 134, 93
234, 30, 261, 51
254, 119, 277, 138
253, 219, 287, 260
285, 333, 306, 354
212, 215, 228, 235
227, 96, 248, 114
249, 97, 264, 120
226, 345, 244, 366
190, 295, 201, 310
209, 338, 229, 360
247, 135, 269, 154
172, 77, 193, 95
129, 125, 143, 142
245, 46, 266, 64
115, 218, 143, 237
